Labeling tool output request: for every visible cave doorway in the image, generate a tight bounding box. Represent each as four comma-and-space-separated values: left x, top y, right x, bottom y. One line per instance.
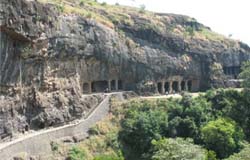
223, 66, 241, 79
111, 80, 116, 91
25, 125, 29, 131
39, 122, 45, 129
181, 81, 185, 91
91, 81, 108, 92
82, 83, 90, 93
165, 82, 169, 93
172, 81, 178, 93
188, 80, 192, 91
157, 82, 162, 94
118, 80, 123, 90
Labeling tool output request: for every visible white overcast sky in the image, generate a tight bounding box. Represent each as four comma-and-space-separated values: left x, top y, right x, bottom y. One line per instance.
98, 0, 250, 45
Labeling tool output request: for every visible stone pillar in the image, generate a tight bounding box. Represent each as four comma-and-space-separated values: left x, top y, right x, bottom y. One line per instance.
89, 82, 92, 93
108, 80, 111, 91
169, 81, 173, 94
161, 81, 165, 94
115, 80, 118, 91
185, 80, 188, 91
178, 81, 181, 92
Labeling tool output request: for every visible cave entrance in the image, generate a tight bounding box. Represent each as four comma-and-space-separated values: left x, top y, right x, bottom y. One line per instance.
188, 80, 192, 91
181, 81, 185, 91
165, 82, 169, 93
25, 125, 29, 131
223, 66, 241, 79
118, 80, 123, 90
82, 83, 90, 93
39, 122, 45, 129
172, 81, 178, 93
91, 81, 108, 93
157, 82, 162, 93
111, 80, 116, 91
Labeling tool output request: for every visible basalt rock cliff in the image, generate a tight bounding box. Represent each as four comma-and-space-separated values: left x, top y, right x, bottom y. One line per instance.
0, 0, 249, 138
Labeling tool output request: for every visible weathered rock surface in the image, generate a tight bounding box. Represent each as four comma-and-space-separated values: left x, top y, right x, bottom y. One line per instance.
0, 87, 104, 140
0, 0, 250, 138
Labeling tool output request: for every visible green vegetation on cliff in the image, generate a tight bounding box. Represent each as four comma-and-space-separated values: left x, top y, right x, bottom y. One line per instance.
239, 61, 250, 88
37, 0, 236, 45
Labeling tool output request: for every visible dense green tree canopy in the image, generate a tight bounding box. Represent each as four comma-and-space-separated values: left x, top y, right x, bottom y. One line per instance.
151, 138, 207, 160
119, 105, 168, 159
226, 145, 250, 160
201, 118, 244, 159
117, 89, 250, 160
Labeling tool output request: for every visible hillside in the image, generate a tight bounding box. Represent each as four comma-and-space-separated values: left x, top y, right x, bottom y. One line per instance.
0, 0, 250, 157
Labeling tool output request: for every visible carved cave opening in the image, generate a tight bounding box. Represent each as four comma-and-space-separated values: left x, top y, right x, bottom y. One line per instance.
181, 81, 185, 91
118, 80, 123, 90
172, 81, 178, 92
157, 82, 162, 93
165, 82, 169, 93
111, 80, 116, 91
91, 81, 108, 93
188, 80, 192, 91
223, 66, 241, 79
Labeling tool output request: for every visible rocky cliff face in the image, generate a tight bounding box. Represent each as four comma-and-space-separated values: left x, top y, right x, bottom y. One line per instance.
0, 0, 250, 138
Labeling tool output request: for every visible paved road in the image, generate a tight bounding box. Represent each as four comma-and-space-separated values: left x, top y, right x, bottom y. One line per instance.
0, 92, 124, 159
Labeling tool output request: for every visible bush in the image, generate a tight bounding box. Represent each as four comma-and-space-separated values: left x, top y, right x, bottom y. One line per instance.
88, 125, 100, 135
57, 3, 65, 13
139, 4, 146, 13
68, 147, 86, 160
201, 118, 244, 158
79, 0, 85, 6
186, 26, 195, 37
50, 141, 59, 152
93, 154, 124, 160
151, 138, 207, 160
239, 61, 250, 88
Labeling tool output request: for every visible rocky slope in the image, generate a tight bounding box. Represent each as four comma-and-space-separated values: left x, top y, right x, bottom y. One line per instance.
0, 0, 250, 138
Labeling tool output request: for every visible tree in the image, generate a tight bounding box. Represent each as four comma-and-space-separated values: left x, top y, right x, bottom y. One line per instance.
167, 95, 213, 141
119, 109, 168, 159
168, 116, 198, 138
139, 4, 146, 13
201, 118, 244, 159
151, 138, 207, 160
204, 89, 250, 140
226, 144, 250, 160
239, 61, 250, 88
